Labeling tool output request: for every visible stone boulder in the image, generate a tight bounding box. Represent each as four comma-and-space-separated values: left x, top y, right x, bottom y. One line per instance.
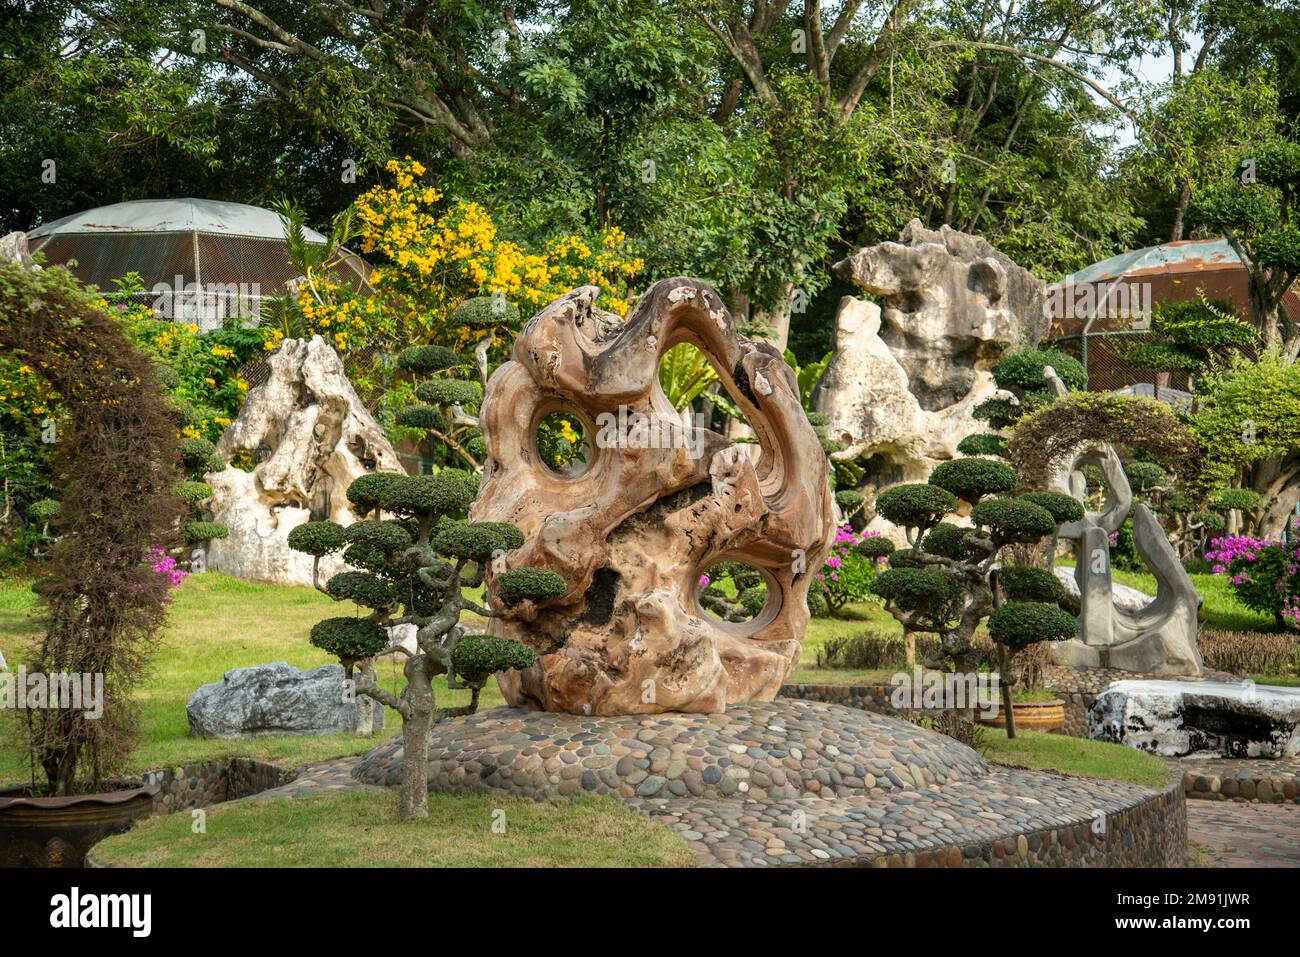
813, 221, 1045, 540
187, 662, 382, 738
204, 336, 403, 586
1089, 679, 1300, 758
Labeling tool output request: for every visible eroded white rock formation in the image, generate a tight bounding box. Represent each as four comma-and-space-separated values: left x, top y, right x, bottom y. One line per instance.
812, 221, 1046, 539
205, 336, 403, 586
1090, 679, 1300, 757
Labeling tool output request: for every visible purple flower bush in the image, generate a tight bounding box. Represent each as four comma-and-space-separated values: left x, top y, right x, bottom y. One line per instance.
1205, 535, 1300, 629
814, 525, 885, 614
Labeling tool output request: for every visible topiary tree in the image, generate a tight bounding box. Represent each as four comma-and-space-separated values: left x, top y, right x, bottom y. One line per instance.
172, 442, 228, 565
871, 453, 1077, 736
290, 466, 564, 819
1124, 294, 1257, 389
393, 330, 486, 471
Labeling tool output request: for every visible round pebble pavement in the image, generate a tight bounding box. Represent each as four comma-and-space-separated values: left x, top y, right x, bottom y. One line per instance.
353, 699, 989, 801
350, 699, 1187, 867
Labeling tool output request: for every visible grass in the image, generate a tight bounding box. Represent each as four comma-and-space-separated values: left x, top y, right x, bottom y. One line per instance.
90, 790, 697, 868
0, 573, 499, 785
981, 729, 1169, 789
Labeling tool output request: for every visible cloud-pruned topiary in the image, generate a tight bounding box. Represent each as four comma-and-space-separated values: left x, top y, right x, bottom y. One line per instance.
397, 344, 462, 374
451, 633, 536, 683
956, 433, 1007, 457
987, 602, 1077, 650
871, 568, 963, 626
875, 483, 958, 538
1209, 487, 1264, 513
920, 522, 984, 561
496, 566, 568, 605
395, 404, 448, 431
290, 462, 560, 821
287, 520, 347, 556
929, 457, 1019, 504
1015, 490, 1085, 525
993, 347, 1087, 393
998, 565, 1067, 604
182, 521, 229, 546
309, 617, 388, 671
454, 295, 521, 329
970, 497, 1056, 545
855, 536, 896, 560
416, 378, 483, 407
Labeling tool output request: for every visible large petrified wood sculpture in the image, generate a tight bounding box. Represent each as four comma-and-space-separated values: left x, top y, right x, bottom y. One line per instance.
471, 279, 836, 715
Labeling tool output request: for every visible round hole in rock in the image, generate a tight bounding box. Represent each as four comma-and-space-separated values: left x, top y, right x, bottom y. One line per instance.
535, 410, 592, 477
697, 561, 770, 625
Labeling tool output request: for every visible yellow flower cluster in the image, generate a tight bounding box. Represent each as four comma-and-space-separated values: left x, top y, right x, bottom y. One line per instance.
290, 157, 644, 355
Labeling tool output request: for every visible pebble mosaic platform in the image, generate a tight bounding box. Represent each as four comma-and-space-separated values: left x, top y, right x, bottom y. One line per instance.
353, 700, 988, 800
352, 699, 1188, 867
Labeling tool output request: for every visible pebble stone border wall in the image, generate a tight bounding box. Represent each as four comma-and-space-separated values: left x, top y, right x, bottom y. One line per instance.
353, 698, 1188, 867
1172, 756, 1300, 804
141, 757, 293, 816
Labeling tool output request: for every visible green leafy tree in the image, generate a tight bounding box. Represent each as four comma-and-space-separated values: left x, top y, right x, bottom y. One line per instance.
1124, 294, 1257, 387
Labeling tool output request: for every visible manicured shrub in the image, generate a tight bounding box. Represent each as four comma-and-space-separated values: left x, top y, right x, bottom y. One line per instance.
380, 470, 479, 518
1209, 487, 1264, 513
739, 584, 768, 616
993, 347, 1087, 392
173, 481, 213, 506
875, 483, 958, 532
179, 436, 223, 474
856, 535, 895, 559
287, 520, 347, 556
433, 521, 513, 561
806, 588, 830, 618
999, 565, 1066, 604
1124, 460, 1167, 493
346, 472, 406, 513
496, 566, 568, 605
871, 567, 963, 615
182, 521, 229, 545
452, 632, 536, 681
344, 519, 413, 552
929, 457, 1018, 504
1016, 490, 1084, 525
970, 498, 1056, 544
416, 378, 483, 407
326, 571, 398, 608
397, 343, 461, 373
453, 295, 520, 328
921, 522, 983, 561
28, 498, 60, 524
987, 602, 1077, 649
309, 617, 388, 668
835, 488, 864, 517
395, 404, 448, 431
956, 433, 1006, 457
972, 398, 1019, 429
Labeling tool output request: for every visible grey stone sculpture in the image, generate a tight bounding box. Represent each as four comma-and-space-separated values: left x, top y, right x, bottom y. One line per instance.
1043, 370, 1203, 676
186, 662, 383, 738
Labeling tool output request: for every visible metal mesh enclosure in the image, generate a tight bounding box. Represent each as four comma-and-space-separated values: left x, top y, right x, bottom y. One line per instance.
28, 199, 369, 331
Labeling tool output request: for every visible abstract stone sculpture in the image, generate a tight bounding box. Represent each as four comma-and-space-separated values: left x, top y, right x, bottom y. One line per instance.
206, 336, 403, 586
813, 221, 1045, 529
471, 279, 836, 715
1041, 367, 1202, 676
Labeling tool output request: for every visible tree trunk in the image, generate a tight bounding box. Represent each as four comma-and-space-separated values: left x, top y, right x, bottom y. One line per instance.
1169, 180, 1191, 242
399, 658, 434, 820
999, 646, 1017, 739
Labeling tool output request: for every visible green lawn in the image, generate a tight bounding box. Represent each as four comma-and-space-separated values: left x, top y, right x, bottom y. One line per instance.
980, 729, 1169, 789
91, 790, 696, 868
0, 573, 499, 785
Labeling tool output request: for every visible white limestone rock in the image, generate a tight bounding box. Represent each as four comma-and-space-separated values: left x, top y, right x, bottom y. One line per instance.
1089, 679, 1300, 758
203, 336, 403, 586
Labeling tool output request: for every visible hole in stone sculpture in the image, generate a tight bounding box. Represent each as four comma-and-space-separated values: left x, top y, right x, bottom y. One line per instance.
697, 560, 770, 625
535, 409, 592, 477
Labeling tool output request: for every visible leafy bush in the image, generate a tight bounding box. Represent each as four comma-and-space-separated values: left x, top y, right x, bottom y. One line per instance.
452, 632, 536, 681
999, 566, 1066, 604
1206, 536, 1300, 628
806, 587, 830, 618
416, 378, 483, 407
326, 570, 398, 608
1016, 490, 1084, 525
875, 483, 958, 532
182, 521, 229, 545
178, 436, 223, 474
921, 522, 983, 561
346, 472, 406, 514
344, 519, 413, 552
287, 520, 347, 556
928, 457, 1018, 504
970, 498, 1056, 544
871, 567, 963, 618
987, 602, 1077, 649
496, 566, 568, 605
813, 631, 940, 670
815, 525, 885, 614
309, 617, 388, 669
1209, 487, 1264, 513
173, 481, 213, 507
956, 433, 1007, 457
993, 347, 1087, 392
856, 535, 895, 559
397, 344, 461, 373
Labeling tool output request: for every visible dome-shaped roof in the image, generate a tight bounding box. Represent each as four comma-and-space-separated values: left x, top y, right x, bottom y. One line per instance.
29, 198, 328, 244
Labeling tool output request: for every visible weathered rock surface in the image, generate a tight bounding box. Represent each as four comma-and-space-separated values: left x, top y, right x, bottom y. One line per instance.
471, 279, 836, 716
1089, 679, 1300, 758
812, 221, 1045, 538
204, 336, 403, 586
186, 662, 382, 738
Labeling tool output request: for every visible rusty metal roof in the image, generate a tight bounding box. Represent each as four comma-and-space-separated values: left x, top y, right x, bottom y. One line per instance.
1047, 237, 1300, 335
